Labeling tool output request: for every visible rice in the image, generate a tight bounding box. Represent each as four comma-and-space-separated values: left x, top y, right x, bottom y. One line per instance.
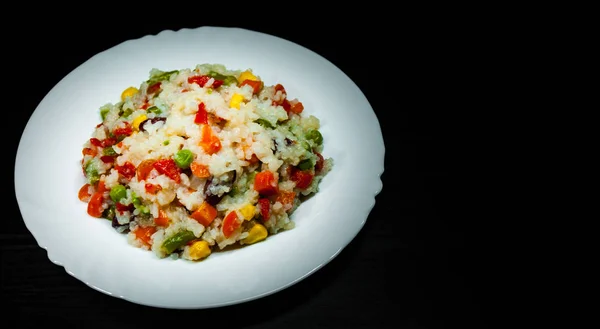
77, 63, 333, 261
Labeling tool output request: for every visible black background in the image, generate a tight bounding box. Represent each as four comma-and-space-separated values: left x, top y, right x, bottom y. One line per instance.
4, 11, 486, 329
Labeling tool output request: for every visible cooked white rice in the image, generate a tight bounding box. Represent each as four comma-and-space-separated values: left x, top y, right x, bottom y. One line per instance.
78, 63, 333, 261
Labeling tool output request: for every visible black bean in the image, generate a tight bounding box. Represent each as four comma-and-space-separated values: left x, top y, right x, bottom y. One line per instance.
204, 194, 223, 206
203, 170, 237, 206
139, 117, 167, 132
111, 217, 129, 232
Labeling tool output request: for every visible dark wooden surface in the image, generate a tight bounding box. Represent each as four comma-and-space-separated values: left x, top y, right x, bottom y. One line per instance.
5, 14, 487, 329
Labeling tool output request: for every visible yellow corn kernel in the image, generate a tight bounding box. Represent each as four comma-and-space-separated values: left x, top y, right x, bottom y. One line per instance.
121, 86, 138, 101
238, 70, 258, 83
242, 224, 268, 245
239, 204, 256, 221
132, 114, 147, 131
188, 240, 211, 260
229, 93, 244, 110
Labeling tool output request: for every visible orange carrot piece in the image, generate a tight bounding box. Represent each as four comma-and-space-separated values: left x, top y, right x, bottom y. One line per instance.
289, 101, 304, 114
137, 159, 157, 181
222, 211, 240, 238
97, 180, 108, 194
276, 190, 296, 207
78, 184, 92, 202
134, 226, 157, 247
190, 162, 211, 178
239, 80, 263, 94
87, 192, 104, 218
82, 147, 97, 157
154, 209, 169, 227
254, 170, 279, 196
199, 125, 222, 154
190, 202, 217, 227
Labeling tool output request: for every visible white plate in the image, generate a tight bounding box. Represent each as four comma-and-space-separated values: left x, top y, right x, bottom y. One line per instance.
14, 26, 385, 309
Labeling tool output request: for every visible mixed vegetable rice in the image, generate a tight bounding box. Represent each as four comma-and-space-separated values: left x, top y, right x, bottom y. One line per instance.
78, 64, 333, 261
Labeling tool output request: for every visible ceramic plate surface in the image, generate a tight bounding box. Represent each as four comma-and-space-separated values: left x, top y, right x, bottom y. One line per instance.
14, 26, 385, 309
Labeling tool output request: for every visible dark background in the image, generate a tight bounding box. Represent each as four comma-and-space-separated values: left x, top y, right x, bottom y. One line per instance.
4, 13, 486, 329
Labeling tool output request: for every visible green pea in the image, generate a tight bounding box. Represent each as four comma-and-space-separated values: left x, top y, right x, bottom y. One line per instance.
163, 140, 170, 145
305, 130, 323, 145
161, 230, 197, 254
109, 185, 127, 202
297, 159, 314, 170
173, 149, 194, 169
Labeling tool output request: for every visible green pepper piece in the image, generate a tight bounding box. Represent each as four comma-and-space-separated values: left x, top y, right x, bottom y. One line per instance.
230, 185, 239, 196
120, 108, 133, 118
301, 141, 311, 151
103, 146, 117, 156
102, 205, 116, 220
100, 108, 110, 121
255, 119, 274, 129
305, 130, 323, 145
223, 75, 238, 86
207, 71, 237, 86
173, 149, 194, 169
207, 71, 226, 80
84, 160, 100, 185
147, 70, 179, 85
147, 106, 162, 115
99, 104, 112, 121
132, 194, 141, 207
161, 230, 197, 254
109, 184, 127, 202
297, 159, 314, 170
137, 205, 150, 215
132, 193, 150, 214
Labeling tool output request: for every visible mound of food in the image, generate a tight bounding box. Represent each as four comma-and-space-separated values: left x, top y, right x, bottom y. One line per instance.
78, 64, 333, 261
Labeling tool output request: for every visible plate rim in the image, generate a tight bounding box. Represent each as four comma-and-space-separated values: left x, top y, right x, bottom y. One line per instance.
14, 25, 385, 309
